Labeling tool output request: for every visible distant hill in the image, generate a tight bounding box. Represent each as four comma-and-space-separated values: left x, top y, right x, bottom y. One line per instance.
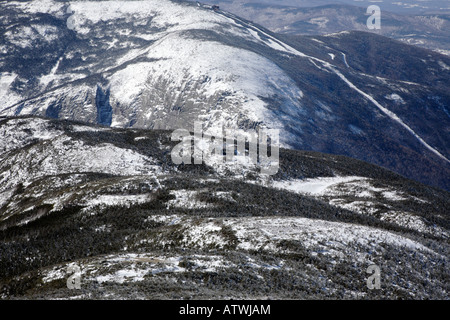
201, 1, 450, 55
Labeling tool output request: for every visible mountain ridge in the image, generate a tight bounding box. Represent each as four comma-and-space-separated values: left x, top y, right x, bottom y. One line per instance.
200, 1, 450, 55
0, 115, 448, 299
0, 0, 449, 191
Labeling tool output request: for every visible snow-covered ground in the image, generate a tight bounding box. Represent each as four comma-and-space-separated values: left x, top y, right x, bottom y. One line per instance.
0, 118, 64, 154
223, 217, 437, 257
0, 119, 161, 194
272, 176, 363, 195
82, 194, 152, 210
167, 190, 213, 209
0, 135, 160, 192
39, 251, 283, 287
135, 215, 441, 260
269, 176, 447, 238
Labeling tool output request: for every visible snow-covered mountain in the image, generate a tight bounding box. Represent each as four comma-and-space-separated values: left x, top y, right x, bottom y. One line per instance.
1, 0, 449, 190
1, 0, 305, 131
0, 116, 448, 299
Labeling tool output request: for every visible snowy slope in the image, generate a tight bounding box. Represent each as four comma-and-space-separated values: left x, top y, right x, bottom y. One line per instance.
0, 0, 449, 190
0, 0, 304, 138
0, 116, 448, 299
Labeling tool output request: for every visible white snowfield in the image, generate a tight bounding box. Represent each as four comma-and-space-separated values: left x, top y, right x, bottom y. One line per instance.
132, 35, 303, 126
0, 117, 64, 154
272, 176, 363, 195
138, 215, 441, 260
0, 136, 159, 190
223, 217, 436, 256
39, 251, 283, 288
0, 118, 161, 194
0, 72, 22, 109
271, 176, 447, 238
272, 176, 412, 201
83, 194, 152, 210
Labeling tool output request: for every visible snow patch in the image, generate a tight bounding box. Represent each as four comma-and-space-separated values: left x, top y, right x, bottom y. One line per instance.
167, 190, 212, 209
222, 217, 436, 258
272, 176, 363, 195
